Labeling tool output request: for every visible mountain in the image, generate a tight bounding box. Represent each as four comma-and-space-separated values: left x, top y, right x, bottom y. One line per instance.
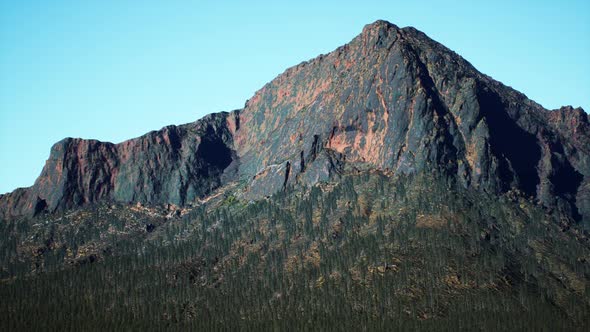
1, 20, 589, 330
1, 20, 588, 223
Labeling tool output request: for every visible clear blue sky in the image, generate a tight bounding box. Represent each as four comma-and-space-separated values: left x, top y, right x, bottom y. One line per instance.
1, 0, 589, 194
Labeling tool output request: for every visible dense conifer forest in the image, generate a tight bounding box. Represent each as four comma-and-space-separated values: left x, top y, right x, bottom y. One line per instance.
1, 172, 589, 330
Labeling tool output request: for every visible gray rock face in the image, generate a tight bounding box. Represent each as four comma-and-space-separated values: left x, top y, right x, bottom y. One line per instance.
1, 20, 588, 223
0, 112, 237, 218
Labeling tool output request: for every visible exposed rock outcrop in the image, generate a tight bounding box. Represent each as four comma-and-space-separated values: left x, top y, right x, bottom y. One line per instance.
1, 20, 588, 223
0, 112, 237, 218
234, 20, 589, 222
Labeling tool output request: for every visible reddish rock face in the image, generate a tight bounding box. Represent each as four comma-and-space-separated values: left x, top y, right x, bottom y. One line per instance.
1, 20, 588, 223
233, 20, 589, 222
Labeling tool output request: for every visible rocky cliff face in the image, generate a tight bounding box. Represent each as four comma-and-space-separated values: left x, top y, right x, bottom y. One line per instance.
235, 20, 589, 222
0, 112, 237, 218
1, 20, 588, 223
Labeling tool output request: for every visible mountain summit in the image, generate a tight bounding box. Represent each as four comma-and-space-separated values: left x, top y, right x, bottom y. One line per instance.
2, 20, 587, 223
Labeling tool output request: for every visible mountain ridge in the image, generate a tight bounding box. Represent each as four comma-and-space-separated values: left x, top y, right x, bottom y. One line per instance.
1, 20, 588, 224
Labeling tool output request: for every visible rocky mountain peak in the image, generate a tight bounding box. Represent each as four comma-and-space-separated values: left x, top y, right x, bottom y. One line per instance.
360, 19, 400, 42
1, 20, 588, 224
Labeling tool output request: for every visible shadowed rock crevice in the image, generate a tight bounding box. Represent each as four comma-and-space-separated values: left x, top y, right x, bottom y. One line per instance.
283, 161, 291, 190
550, 153, 584, 199
300, 151, 305, 173
197, 137, 233, 171
33, 197, 47, 216
477, 87, 541, 196
311, 135, 320, 161
233, 109, 241, 132
549, 155, 584, 221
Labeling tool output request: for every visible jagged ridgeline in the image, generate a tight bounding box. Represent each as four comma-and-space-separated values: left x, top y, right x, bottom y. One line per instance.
1, 20, 589, 330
